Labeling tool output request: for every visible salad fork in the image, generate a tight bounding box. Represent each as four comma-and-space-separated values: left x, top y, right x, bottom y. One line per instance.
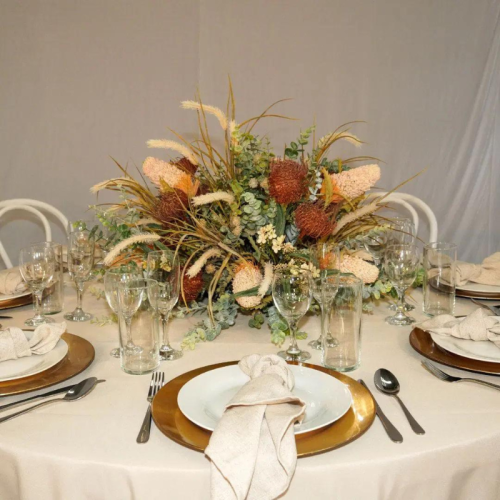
136, 371, 165, 443
422, 361, 500, 391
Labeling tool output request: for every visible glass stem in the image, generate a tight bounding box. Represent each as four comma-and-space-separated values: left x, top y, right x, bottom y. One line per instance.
161, 313, 171, 348
75, 281, 84, 312
33, 290, 44, 320
319, 303, 326, 342
125, 316, 134, 347
395, 287, 407, 319
287, 319, 300, 355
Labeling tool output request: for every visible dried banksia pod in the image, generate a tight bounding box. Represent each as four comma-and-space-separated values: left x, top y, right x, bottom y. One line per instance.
153, 190, 188, 228
182, 271, 204, 303
295, 202, 337, 239
175, 157, 198, 176
268, 159, 308, 205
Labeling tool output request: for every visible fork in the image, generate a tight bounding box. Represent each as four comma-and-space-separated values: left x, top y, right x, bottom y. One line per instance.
422, 361, 500, 391
471, 299, 500, 316
136, 371, 165, 443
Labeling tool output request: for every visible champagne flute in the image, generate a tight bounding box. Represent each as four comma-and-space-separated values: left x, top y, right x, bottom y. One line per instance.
272, 269, 312, 362
146, 251, 182, 361
384, 244, 420, 326
309, 243, 340, 350
19, 244, 56, 327
116, 279, 146, 352
104, 265, 143, 357
64, 230, 95, 322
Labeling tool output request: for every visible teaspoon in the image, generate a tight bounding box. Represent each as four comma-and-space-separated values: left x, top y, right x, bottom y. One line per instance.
374, 368, 425, 435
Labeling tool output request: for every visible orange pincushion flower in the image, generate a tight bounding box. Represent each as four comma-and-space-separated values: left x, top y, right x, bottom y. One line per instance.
268, 159, 308, 204
295, 202, 337, 239
154, 189, 189, 228
182, 271, 204, 303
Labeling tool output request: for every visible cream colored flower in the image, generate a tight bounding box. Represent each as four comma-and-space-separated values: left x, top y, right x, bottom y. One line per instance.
192, 191, 235, 207
232, 264, 263, 308
256, 224, 277, 245
205, 263, 216, 274
300, 262, 320, 279
282, 242, 295, 254
330, 164, 381, 200
340, 255, 379, 284
146, 139, 198, 166
258, 262, 274, 297
186, 247, 221, 278
181, 100, 228, 131
260, 178, 269, 190
272, 235, 285, 254
248, 178, 259, 189
143, 157, 185, 189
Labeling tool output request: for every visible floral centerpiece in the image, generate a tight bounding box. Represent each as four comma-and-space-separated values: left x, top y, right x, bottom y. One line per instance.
92, 85, 414, 348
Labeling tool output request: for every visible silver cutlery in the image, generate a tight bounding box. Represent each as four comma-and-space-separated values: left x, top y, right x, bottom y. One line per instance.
0, 379, 106, 412
358, 379, 403, 443
0, 377, 101, 424
374, 369, 425, 435
471, 299, 500, 316
0, 316, 13, 319
137, 371, 165, 444
422, 360, 500, 391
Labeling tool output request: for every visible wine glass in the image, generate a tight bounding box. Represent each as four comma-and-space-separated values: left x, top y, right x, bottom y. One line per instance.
272, 269, 312, 362
146, 251, 182, 361
384, 244, 420, 326
116, 279, 146, 353
64, 230, 95, 322
363, 229, 388, 267
104, 265, 143, 358
308, 243, 340, 350
19, 244, 56, 327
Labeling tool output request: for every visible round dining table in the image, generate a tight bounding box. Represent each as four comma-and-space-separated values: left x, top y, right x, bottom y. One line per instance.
1, 283, 500, 500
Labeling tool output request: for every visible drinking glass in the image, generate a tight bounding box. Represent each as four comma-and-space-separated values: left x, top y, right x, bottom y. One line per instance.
117, 279, 159, 374
39, 242, 64, 315
19, 244, 56, 327
309, 243, 340, 350
146, 251, 182, 361
423, 242, 457, 316
104, 265, 143, 357
323, 275, 363, 371
272, 269, 312, 362
384, 244, 420, 326
363, 229, 388, 267
64, 230, 95, 322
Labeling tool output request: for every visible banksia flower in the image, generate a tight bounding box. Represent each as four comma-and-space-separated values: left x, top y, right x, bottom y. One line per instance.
268, 159, 308, 204
340, 255, 379, 284
330, 164, 380, 200
175, 157, 198, 176
295, 202, 338, 239
232, 263, 263, 309
182, 271, 204, 303
153, 190, 188, 228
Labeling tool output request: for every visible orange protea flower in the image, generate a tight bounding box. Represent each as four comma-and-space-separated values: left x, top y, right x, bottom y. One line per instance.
268, 159, 308, 204
182, 271, 204, 303
175, 156, 198, 175
153, 189, 189, 228
232, 263, 263, 308
295, 202, 338, 239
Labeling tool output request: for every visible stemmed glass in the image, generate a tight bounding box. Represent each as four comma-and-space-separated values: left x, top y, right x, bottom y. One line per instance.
384, 244, 420, 326
363, 229, 388, 267
64, 230, 95, 322
146, 251, 182, 361
19, 244, 56, 327
308, 243, 340, 350
104, 265, 143, 358
272, 269, 312, 362
116, 279, 146, 353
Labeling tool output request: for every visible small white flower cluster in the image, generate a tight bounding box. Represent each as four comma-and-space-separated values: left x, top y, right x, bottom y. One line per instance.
257, 225, 294, 255
257, 224, 277, 244
278, 259, 320, 278
300, 262, 320, 278
272, 235, 285, 253
248, 178, 259, 189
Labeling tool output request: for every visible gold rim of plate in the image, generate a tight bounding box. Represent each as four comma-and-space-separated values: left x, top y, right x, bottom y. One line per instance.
151, 361, 376, 458
0, 294, 33, 311
0, 333, 95, 397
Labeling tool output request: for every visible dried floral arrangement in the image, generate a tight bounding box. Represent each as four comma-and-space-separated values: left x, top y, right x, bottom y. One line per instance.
92, 83, 417, 348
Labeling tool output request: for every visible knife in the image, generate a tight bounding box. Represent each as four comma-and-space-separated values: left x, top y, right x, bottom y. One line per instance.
358, 379, 403, 443
0, 380, 106, 413
0, 316, 13, 320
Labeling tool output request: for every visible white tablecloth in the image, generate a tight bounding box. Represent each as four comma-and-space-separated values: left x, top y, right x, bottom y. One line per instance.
1, 286, 500, 500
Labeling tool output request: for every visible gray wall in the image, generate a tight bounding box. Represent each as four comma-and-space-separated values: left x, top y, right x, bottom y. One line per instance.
1, 0, 499, 267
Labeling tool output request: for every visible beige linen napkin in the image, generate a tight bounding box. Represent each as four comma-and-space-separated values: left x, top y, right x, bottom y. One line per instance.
0, 322, 66, 362
205, 354, 306, 500
455, 252, 500, 286
419, 309, 500, 347
0, 267, 27, 295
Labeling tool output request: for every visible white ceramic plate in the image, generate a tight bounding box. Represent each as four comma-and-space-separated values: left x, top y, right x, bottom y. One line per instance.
0, 333, 68, 382
177, 364, 353, 435
456, 283, 500, 298
0, 290, 31, 302
431, 332, 500, 363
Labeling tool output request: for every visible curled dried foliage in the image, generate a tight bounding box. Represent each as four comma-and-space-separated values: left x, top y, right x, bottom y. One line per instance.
268, 159, 308, 204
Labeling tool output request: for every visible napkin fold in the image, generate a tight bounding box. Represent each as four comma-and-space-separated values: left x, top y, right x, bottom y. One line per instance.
455, 252, 500, 286
0, 267, 27, 295
205, 354, 306, 500
419, 309, 500, 347
0, 322, 66, 362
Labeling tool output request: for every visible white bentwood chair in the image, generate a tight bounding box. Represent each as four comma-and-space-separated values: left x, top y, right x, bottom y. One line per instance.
0, 199, 69, 269
368, 192, 438, 242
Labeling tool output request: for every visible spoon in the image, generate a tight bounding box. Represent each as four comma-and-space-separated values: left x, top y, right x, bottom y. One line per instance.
374, 369, 425, 435
0, 377, 101, 424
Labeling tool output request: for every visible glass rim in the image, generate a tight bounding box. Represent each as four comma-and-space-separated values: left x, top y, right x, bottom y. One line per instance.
424, 241, 457, 251
385, 243, 419, 250
337, 274, 363, 287
117, 278, 149, 289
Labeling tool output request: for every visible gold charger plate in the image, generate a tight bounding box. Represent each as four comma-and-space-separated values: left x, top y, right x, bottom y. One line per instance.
151, 361, 375, 458
0, 333, 95, 397
410, 328, 500, 376
0, 294, 33, 311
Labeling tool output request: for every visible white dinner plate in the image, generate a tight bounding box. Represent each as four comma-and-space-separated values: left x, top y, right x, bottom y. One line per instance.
0, 333, 68, 382
177, 364, 353, 435
430, 332, 500, 363
0, 290, 31, 302
456, 283, 500, 298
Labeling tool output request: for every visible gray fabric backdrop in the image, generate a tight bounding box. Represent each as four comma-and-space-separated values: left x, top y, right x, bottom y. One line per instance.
1, 0, 499, 267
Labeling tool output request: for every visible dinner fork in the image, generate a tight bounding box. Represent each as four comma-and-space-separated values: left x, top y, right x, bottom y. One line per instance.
136, 371, 165, 443
422, 361, 500, 391
471, 299, 500, 316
